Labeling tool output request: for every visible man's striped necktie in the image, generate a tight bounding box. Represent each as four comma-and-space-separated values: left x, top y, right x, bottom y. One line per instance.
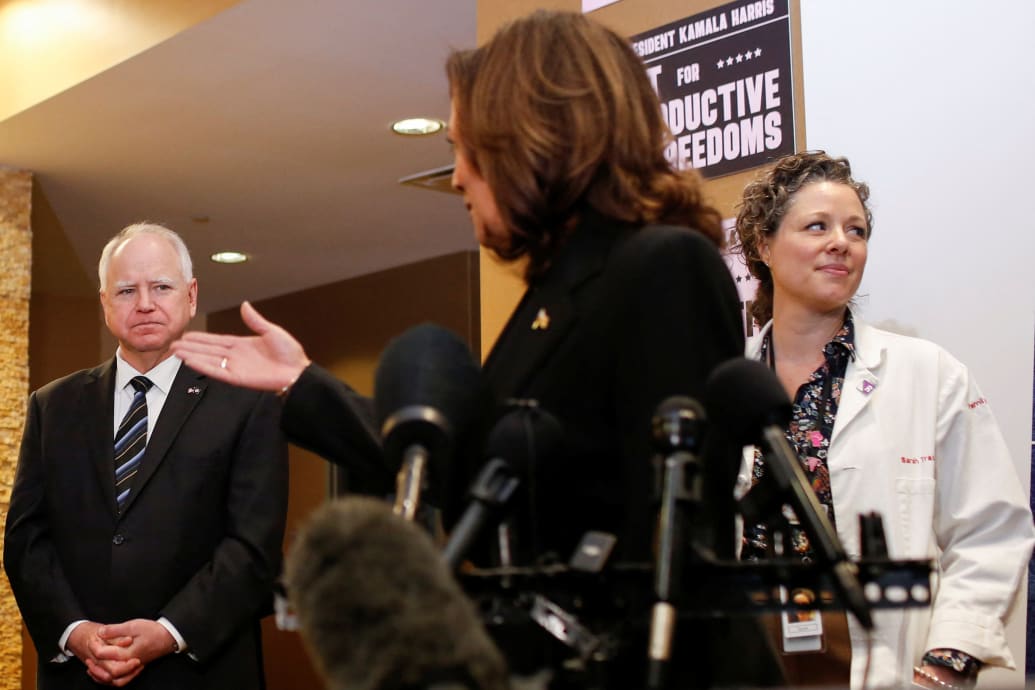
114, 376, 153, 511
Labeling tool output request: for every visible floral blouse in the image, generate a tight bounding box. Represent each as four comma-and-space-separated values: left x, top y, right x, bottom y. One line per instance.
740, 312, 855, 563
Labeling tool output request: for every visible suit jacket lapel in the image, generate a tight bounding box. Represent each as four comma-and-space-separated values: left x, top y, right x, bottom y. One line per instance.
119, 364, 206, 515
483, 286, 576, 398
483, 220, 616, 398
86, 360, 119, 515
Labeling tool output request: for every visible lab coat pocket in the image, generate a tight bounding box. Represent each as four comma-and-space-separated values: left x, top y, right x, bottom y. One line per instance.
894, 477, 935, 556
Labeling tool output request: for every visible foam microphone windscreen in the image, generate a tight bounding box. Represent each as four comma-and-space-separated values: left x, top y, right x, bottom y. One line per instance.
285, 497, 510, 690
373, 323, 484, 467
440, 403, 563, 568
484, 404, 562, 476
704, 357, 792, 446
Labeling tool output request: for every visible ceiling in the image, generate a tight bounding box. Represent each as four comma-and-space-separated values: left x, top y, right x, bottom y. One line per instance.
0, 0, 476, 315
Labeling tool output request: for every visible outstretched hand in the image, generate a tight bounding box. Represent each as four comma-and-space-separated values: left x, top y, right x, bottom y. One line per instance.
171, 301, 311, 392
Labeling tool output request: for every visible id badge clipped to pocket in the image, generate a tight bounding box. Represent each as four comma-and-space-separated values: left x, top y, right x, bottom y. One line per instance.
780, 586, 824, 653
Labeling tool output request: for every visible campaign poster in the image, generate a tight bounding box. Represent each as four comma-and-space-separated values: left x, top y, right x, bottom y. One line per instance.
630, 0, 795, 179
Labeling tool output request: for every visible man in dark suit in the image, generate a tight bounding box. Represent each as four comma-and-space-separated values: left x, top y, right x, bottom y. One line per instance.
4, 223, 288, 689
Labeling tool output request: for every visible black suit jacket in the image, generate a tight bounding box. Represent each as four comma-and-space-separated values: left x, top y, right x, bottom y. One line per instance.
478, 220, 745, 565
4, 359, 289, 690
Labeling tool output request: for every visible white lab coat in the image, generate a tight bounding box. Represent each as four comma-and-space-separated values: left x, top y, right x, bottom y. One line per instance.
740, 318, 1035, 688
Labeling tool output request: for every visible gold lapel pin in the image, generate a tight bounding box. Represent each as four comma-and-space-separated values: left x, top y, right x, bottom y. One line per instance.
531, 307, 550, 331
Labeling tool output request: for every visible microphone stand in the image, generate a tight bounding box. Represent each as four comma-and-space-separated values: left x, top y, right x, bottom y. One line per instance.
647, 449, 700, 690
383, 405, 452, 522
394, 443, 429, 521
442, 458, 520, 569
647, 397, 706, 690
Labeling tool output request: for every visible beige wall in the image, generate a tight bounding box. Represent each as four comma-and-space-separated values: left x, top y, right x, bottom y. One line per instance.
27, 178, 106, 388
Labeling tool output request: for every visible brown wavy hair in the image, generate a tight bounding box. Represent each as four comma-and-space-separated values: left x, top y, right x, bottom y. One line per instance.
733, 151, 872, 325
446, 10, 722, 280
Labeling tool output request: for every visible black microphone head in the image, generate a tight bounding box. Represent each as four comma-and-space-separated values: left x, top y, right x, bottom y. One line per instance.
651, 396, 707, 454
704, 357, 792, 446
374, 323, 483, 467
285, 497, 509, 690
484, 401, 562, 477
441, 403, 562, 569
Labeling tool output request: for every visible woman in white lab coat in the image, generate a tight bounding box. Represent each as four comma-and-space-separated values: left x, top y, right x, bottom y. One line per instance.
733, 150, 1034, 689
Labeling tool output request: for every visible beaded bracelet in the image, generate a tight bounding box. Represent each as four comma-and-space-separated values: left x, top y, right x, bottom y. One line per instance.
913, 666, 961, 690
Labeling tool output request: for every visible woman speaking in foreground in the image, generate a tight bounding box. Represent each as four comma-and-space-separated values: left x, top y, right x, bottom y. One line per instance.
734, 150, 1034, 689
175, 10, 783, 687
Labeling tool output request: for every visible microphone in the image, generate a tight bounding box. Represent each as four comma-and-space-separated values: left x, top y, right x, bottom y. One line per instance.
284, 496, 510, 690
374, 324, 483, 521
442, 402, 561, 570
704, 358, 874, 630
647, 396, 706, 690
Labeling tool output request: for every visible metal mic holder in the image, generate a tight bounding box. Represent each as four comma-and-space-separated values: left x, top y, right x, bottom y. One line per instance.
393, 443, 428, 521
459, 554, 930, 616
382, 405, 451, 522
458, 553, 931, 688
680, 555, 933, 615
460, 562, 649, 659
648, 450, 700, 690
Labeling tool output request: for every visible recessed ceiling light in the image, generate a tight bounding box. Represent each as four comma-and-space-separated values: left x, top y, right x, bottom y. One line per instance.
210, 251, 249, 264
391, 118, 445, 136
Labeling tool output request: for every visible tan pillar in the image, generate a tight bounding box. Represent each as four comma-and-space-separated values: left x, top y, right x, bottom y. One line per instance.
0, 167, 32, 688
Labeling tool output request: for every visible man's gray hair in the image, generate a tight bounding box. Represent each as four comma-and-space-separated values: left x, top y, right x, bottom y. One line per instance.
98, 222, 194, 292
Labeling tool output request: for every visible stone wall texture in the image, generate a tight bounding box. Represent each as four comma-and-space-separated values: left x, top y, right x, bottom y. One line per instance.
0, 168, 32, 689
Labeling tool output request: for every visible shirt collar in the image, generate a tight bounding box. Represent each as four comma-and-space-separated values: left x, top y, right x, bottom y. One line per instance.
760, 308, 858, 363
115, 349, 182, 395
828, 309, 857, 362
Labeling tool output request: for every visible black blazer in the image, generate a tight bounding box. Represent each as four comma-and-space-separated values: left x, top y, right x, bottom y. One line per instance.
4, 359, 289, 690
478, 220, 745, 564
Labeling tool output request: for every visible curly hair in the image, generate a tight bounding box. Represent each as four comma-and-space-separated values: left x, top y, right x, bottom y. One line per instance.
733, 151, 872, 325
446, 10, 722, 281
